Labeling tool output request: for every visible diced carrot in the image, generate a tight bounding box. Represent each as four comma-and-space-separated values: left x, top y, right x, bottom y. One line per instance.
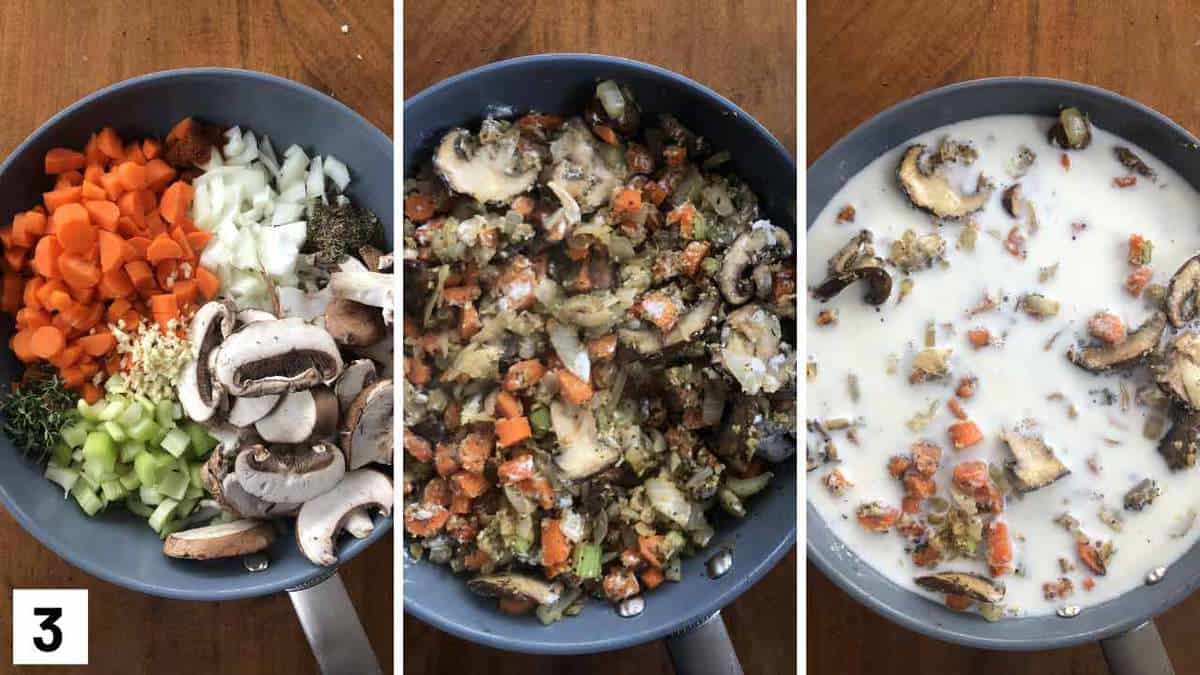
142, 138, 162, 161
541, 518, 571, 567
45, 148, 86, 175
98, 267, 134, 299
449, 493, 473, 515
497, 454, 536, 483
22, 277, 43, 310
495, 391, 523, 419
166, 118, 195, 144
967, 328, 991, 348
16, 307, 50, 330
48, 343, 82, 368
948, 420, 984, 449
59, 253, 100, 289
173, 279, 198, 307
81, 181, 107, 202
986, 520, 1013, 577
10, 329, 35, 363
503, 359, 546, 391
169, 226, 194, 261
69, 284, 95, 304
1088, 312, 1127, 345
48, 289, 74, 313
143, 159, 176, 192
149, 293, 177, 316
404, 193, 437, 222
29, 325, 65, 358
3, 246, 26, 272
159, 181, 194, 225
43, 186, 83, 214
450, 471, 489, 499
155, 258, 178, 291
947, 398, 968, 420
13, 212, 45, 247
497, 596, 535, 615
78, 332, 115, 357
96, 230, 126, 273
114, 161, 148, 192
945, 595, 974, 611
194, 266, 219, 299
185, 230, 212, 252
611, 188, 643, 214
434, 443, 459, 477
35, 236, 64, 279
146, 234, 183, 264
54, 171, 83, 190
84, 200, 120, 232
403, 430, 434, 462
97, 127, 123, 160
59, 366, 85, 388
123, 142, 146, 165
556, 368, 593, 405
458, 432, 493, 474
83, 134, 105, 166
99, 172, 124, 201
54, 204, 96, 254
495, 416, 532, 447
79, 382, 102, 404
105, 297, 131, 322
640, 567, 665, 590
36, 279, 65, 307
123, 260, 153, 291
1077, 541, 1108, 576
0, 225, 12, 249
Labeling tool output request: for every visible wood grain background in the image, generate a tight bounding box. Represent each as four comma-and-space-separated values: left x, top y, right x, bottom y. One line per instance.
403, 1, 797, 673
809, 1, 1200, 672
0, 1, 393, 673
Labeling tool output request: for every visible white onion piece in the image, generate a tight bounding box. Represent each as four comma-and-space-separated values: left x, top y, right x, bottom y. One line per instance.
645, 477, 692, 528
548, 320, 590, 383
323, 156, 351, 192
306, 156, 326, 202
596, 80, 626, 121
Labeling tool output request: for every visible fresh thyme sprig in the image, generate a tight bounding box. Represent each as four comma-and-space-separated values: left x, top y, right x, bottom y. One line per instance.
1, 367, 76, 464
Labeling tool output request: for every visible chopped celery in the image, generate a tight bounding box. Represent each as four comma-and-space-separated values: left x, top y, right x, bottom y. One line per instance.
61, 422, 90, 449
119, 440, 146, 464
71, 481, 103, 516
155, 400, 175, 429
49, 441, 73, 468
76, 470, 98, 491
101, 420, 127, 443
185, 422, 217, 457
189, 463, 205, 489
529, 406, 551, 434
133, 452, 160, 487
98, 397, 128, 422
171, 402, 182, 420
160, 428, 190, 458
126, 418, 160, 443
139, 484, 164, 506
100, 479, 126, 502
177, 497, 198, 518
118, 470, 141, 491
148, 498, 179, 533
82, 432, 117, 475
104, 373, 126, 394
44, 465, 79, 495
118, 400, 144, 428
573, 542, 602, 580
125, 496, 153, 518
158, 469, 190, 501
77, 398, 103, 421
134, 394, 154, 416
184, 484, 203, 500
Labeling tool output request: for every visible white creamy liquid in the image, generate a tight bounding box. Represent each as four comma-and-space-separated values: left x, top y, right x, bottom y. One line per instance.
807, 114, 1200, 617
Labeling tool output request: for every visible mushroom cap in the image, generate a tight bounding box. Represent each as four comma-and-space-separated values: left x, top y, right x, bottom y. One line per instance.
434, 126, 540, 204
295, 469, 393, 566
1159, 409, 1200, 471
915, 571, 1005, 603
178, 358, 221, 423
255, 386, 340, 444
163, 519, 276, 560
1167, 254, 1200, 328
325, 298, 387, 348
234, 441, 346, 504
897, 144, 993, 219
343, 507, 375, 539
180, 300, 236, 419
1157, 330, 1200, 410
213, 317, 344, 397
720, 223, 793, 305
334, 359, 378, 412
341, 379, 394, 470
1001, 428, 1069, 492
467, 574, 563, 606
226, 393, 281, 427
1070, 311, 1166, 373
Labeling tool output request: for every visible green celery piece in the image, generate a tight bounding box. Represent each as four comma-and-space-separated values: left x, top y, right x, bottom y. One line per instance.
118, 470, 141, 491
148, 498, 179, 533
124, 496, 153, 518
189, 462, 205, 489
50, 441, 74, 467
184, 484, 203, 500
82, 432, 117, 475
70, 480, 103, 516
98, 397, 128, 422
104, 373, 126, 394
101, 420, 127, 443
126, 418, 160, 443
133, 452, 160, 487
155, 400, 175, 430
185, 422, 217, 457
158, 470, 189, 501
44, 465, 79, 496
119, 440, 146, 464
572, 542, 602, 580
160, 428, 190, 458
139, 484, 164, 506
61, 422, 90, 449
100, 479, 126, 502
176, 497, 198, 518
117, 400, 144, 428
77, 398, 103, 421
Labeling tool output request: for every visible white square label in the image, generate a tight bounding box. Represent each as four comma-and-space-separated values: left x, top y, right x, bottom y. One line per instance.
11, 589, 87, 665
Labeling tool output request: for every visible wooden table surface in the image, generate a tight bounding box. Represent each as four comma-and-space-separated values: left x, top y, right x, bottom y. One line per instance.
0, 2, 393, 673
403, 1, 797, 673
809, 1, 1200, 672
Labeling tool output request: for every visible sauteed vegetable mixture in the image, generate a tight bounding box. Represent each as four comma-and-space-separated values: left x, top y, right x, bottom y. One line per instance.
403, 81, 797, 621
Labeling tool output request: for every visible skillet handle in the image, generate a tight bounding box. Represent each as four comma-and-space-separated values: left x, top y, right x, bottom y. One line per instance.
1100, 620, 1174, 675
287, 570, 382, 675
665, 611, 744, 675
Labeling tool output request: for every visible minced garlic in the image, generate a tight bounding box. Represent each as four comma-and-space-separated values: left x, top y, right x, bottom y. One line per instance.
111, 319, 191, 401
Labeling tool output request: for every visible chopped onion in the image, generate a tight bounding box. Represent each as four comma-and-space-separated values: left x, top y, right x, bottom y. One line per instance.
596, 80, 626, 121
323, 156, 351, 192
548, 320, 590, 382
645, 477, 692, 528
306, 156, 326, 202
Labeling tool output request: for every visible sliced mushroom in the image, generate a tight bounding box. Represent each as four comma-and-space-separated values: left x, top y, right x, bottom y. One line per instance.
277, 286, 332, 323
255, 386, 340, 444
663, 297, 718, 347
1069, 311, 1166, 373
324, 297, 387, 347
178, 359, 221, 423
162, 520, 276, 560
237, 308, 277, 325
550, 401, 620, 480
719, 223, 793, 305
329, 270, 394, 325
343, 507, 375, 539
221, 473, 302, 518
1001, 183, 1025, 218
341, 379, 394, 469
1001, 429, 1069, 492
213, 318, 344, 397
467, 574, 563, 606
719, 304, 792, 396
1158, 330, 1200, 410
1166, 255, 1200, 328
295, 469, 394, 566
897, 144, 993, 219
433, 125, 540, 204
915, 572, 1005, 603
1048, 107, 1092, 150
1123, 478, 1161, 511
618, 328, 663, 356
1159, 409, 1200, 470
1115, 146, 1156, 180
547, 118, 625, 213
335, 359, 378, 412
178, 300, 236, 422
813, 230, 891, 305
226, 394, 281, 427
234, 442, 346, 504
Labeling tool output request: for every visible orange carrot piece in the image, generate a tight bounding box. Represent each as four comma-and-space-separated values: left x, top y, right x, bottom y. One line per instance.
98, 268, 134, 299
84, 200, 120, 231
83, 134, 105, 166
83, 164, 104, 185
126, 236, 151, 260
97, 230, 126, 273
80, 382, 103, 404
54, 171, 83, 190
146, 234, 183, 263
149, 293, 177, 316
59, 253, 101, 289
22, 277, 44, 310
154, 258, 177, 290
143, 159, 176, 192
556, 368, 593, 405
81, 181, 107, 202
115, 161, 148, 191
48, 289, 74, 313
99, 172, 124, 201
495, 416, 532, 447
33, 236, 63, 278
16, 307, 50, 330
185, 230, 212, 253
45, 148, 86, 175
450, 471, 489, 499
49, 343, 83, 368
948, 420, 984, 449
640, 566, 665, 590
166, 118, 195, 144
54, 205, 96, 254
172, 279, 198, 307
3, 245, 25, 272
124, 261, 154, 291
30, 325, 65, 358
97, 127, 123, 160
142, 138, 162, 161
10, 329, 36, 363
78, 331, 115, 357
43, 186, 83, 214
159, 181, 194, 225
495, 391, 524, 419
123, 142, 147, 165
70, 284, 95, 304
541, 518, 572, 568
169, 226, 194, 261
194, 266, 219, 299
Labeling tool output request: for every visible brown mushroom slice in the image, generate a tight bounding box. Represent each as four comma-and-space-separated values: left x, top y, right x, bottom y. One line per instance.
663, 298, 718, 347
162, 519, 276, 560
255, 387, 340, 444
915, 572, 1005, 604
341, 379, 394, 469
226, 394, 281, 427
1166, 255, 1200, 328
234, 441, 346, 504
897, 144, 993, 219
343, 507, 375, 539
1159, 410, 1200, 470
467, 574, 564, 607
433, 126, 540, 204
325, 297, 387, 347
335, 359, 379, 412
178, 300, 236, 422
1157, 330, 1200, 410
295, 469, 393, 566
813, 265, 892, 305
1001, 429, 1069, 492
1069, 311, 1166, 373
1123, 478, 1161, 511
213, 318, 344, 397
719, 224, 793, 305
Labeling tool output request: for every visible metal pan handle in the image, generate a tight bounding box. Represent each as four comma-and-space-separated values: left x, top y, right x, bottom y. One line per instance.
665, 611, 744, 675
1100, 620, 1174, 675
288, 570, 382, 675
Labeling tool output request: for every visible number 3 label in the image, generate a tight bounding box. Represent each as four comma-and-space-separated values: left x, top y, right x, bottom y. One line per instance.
11, 590, 87, 665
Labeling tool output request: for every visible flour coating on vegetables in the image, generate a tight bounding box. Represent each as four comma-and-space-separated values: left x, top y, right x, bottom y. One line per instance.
808, 113, 1200, 618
